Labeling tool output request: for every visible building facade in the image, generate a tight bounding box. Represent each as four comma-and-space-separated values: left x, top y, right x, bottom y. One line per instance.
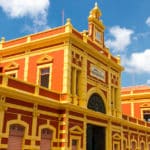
0, 3, 150, 150
121, 85, 150, 122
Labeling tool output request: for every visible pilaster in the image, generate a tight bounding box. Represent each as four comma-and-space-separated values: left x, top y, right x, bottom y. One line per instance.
116, 73, 122, 118
83, 115, 87, 150
108, 67, 112, 116
24, 50, 30, 81
79, 53, 87, 107
106, 119, 112, 150
58, 110, 69, 150
62, 40, 72, 102
72, 68, 78, 105
131, 102, 134, 117
31, 104, 39, 149
0, 96, 7, 147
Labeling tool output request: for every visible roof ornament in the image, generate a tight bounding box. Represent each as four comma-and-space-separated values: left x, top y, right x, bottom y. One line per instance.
88, 2, 101, 20
0, 37, 5, 49
1, 37, 5, 43
95, 2, 98, 7
66, 18, 71, 25
65, 18, 73, 32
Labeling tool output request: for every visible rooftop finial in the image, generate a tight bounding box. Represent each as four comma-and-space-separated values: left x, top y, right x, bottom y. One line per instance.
66, 18, 71, 24
65, 18, 73, 32
0, 37, 5, 49
88, 2, 101, 20
1, 37, 5, 43
95, 2, 98, 7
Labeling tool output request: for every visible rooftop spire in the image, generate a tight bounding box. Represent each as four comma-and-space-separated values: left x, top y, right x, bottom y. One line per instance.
88, 2, 101, 20
88, 3, 105, 47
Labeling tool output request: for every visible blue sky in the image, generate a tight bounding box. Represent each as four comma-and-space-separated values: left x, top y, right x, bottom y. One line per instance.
0, 0, 150, 87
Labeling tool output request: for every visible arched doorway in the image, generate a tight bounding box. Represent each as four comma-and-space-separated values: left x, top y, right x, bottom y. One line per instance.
40, 128, 53, 150
8, 124, 25, 150
87, 93, 106, 150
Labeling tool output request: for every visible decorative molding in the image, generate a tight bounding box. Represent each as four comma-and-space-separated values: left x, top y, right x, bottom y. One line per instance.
38, 124, 56, 141
70, 125, 83, 135
6, 119, 29, 137
113, 133, 121, 140
140, 103, 150, 108
37, 54, 53, 65
4, 61, 19, 71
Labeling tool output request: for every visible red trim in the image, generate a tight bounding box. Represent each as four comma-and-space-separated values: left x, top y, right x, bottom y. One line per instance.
8, 78, 35, 93
38, 105, 59, 113
69, 111, 84, 118
1, 138, 8, 144
25, 139, 31, 145
3, 113, 17, 132
87, 116, 107, 123
60, 125, 66, 130
36, 140, 40, 145
39, 88, 60, 100
6, 97, 33, 108
0, 76, 2, 84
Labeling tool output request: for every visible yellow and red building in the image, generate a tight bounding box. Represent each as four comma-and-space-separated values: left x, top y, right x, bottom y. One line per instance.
121, 85, 150, 122
0, 3, 150, 150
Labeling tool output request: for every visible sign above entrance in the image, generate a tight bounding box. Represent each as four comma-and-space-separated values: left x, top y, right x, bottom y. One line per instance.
90, 64, 105, 82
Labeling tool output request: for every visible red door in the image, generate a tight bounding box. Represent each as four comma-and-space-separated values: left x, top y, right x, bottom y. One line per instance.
40, 128, 52, 150
8, 124, 25, 150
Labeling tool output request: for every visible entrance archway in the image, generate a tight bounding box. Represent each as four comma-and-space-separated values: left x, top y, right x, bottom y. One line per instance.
87, 93, 106, 150
87, 124, 105, 150
8, 124, 25, 150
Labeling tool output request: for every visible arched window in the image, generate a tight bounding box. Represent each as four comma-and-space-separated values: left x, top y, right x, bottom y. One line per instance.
140, 142, 145, 150
40, 128, 53, 150
131, 141, 136, 150
87, 93, 106, 113
8, 124, 25, 150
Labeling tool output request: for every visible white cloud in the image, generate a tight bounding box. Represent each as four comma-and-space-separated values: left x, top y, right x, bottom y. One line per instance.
0, 0, 50, 32
146, 79, 150, 85
123, 49, 150, 73
146, 17, 150, 27
106, 26, 134, 53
